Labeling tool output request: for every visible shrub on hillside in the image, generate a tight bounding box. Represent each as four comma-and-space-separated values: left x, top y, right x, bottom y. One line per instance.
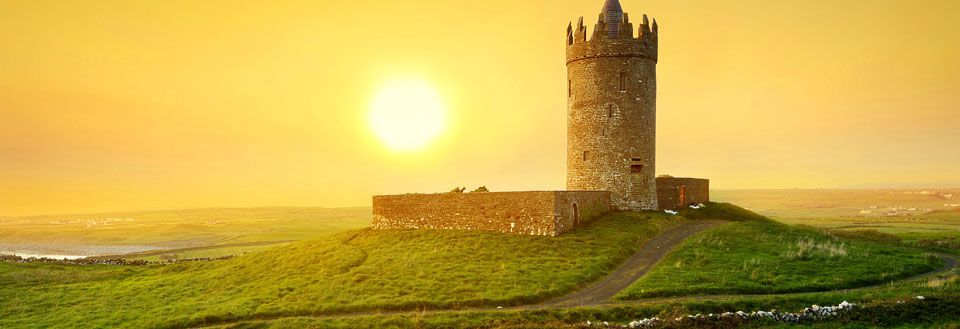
782, 238, 848, 260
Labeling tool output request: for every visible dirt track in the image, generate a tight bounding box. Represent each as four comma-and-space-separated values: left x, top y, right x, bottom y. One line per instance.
533, 220, 723, 308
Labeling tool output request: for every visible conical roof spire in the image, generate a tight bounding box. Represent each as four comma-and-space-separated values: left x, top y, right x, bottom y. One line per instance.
600, 0, 624, 37
602, 0, 623, 16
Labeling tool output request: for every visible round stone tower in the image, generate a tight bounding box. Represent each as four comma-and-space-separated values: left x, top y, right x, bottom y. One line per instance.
565, 0, 659, 211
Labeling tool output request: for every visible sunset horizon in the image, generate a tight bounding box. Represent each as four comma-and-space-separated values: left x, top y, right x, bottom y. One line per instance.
3, 0, 959, 215
2, 1, 959, 328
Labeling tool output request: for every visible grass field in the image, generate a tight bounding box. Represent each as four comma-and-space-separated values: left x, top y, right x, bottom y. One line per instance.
616, 213, 941, 299
0, 211, 681, 328
0, 207, 370, 259
0, 203, 953, 328
207, 266, 960, 329
714, 189, 960, 255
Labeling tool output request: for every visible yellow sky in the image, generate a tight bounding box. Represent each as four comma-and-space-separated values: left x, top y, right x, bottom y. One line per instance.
2, 0, 959, 216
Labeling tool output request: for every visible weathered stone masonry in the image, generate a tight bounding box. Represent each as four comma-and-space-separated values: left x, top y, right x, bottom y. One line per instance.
566, 0, 659, 211
372, 191, 611, 236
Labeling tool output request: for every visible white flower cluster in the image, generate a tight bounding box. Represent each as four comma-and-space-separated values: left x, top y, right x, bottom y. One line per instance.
688, 203, 706, 209
627, 317, 660, 328
664, 210, 678, 215
584, 321, 610, 326
586, 301, 857, 328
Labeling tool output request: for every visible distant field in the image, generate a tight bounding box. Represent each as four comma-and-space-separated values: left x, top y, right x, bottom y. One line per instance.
713, 189, 960, 234
0, 207, 371, 259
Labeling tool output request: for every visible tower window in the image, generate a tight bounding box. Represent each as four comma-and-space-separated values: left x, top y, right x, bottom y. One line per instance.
607, 104, 613, 118
568, 80, 572, 97
619, 72, 627, 92
630, 164, 643, 173
582, 151, 590, 161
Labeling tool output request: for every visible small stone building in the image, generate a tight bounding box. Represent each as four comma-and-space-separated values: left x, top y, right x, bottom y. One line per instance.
371, 0, 710, 236
656, 177, 710, 210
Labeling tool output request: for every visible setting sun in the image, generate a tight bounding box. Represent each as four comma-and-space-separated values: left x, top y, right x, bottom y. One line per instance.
369, 79, 447, 152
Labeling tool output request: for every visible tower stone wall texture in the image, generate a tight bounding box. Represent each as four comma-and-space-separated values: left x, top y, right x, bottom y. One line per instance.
566, 0, 660, 211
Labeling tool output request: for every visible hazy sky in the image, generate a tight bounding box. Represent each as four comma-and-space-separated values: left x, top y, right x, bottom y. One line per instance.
2, 0, 959, 216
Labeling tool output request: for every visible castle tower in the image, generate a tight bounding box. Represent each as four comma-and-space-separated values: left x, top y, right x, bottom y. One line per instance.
566, 0, 659, 211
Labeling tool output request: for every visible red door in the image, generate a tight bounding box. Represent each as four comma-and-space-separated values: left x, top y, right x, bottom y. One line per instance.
679, 185, 687, 207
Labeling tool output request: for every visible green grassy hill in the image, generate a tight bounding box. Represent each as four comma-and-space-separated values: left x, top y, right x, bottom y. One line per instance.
616, 212, 942, 299
0, 211, 681, 328
0, 204, 948, 329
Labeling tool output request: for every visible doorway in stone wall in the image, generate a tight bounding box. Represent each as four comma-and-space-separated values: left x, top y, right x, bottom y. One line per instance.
679, 185, 687, 207
572, 203, 580, 228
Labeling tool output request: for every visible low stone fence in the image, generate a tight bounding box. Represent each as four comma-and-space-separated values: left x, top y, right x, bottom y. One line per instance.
372, 191, 611, 236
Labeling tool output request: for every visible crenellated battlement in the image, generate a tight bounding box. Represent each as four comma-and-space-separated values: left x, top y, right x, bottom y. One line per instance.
565, 11, 658, 64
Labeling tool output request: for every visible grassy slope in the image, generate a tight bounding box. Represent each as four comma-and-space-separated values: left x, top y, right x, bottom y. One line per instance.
617, 205, 943, 299
0, 211, 681, 329
220, 267, 960, 329
223, 205, 958, 329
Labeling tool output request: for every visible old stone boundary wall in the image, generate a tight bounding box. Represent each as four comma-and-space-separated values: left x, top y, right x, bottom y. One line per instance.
372, 191, 611, 236
656, 177, 710, 210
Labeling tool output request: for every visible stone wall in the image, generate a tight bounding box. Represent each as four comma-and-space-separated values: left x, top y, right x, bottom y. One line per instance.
656, 177, 710, 210
565, 6, 660, 211
372, 191, 611, 236
553, 191, 614, 233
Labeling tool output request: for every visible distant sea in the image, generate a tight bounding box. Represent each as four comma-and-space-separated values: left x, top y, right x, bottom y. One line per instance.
0, 244, 164, 260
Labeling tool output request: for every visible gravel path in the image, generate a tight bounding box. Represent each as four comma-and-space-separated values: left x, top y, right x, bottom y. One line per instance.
532, 220, 724, 308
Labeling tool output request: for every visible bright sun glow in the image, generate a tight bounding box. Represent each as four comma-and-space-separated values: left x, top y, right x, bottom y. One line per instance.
369, 79, 447, 151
